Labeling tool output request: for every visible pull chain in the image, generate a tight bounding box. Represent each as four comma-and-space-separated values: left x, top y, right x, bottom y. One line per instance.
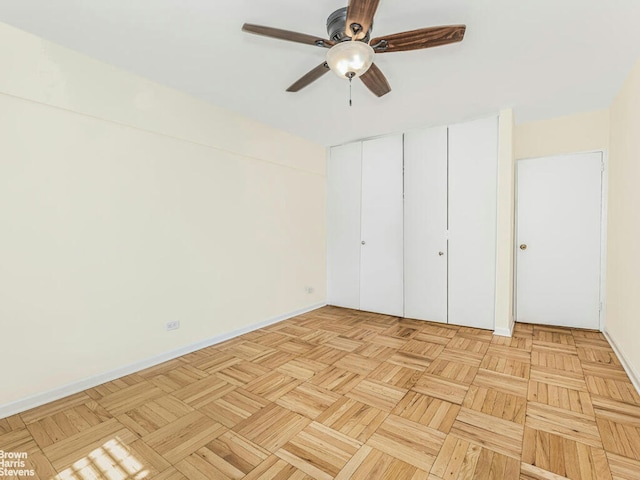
346, 71, 355, 107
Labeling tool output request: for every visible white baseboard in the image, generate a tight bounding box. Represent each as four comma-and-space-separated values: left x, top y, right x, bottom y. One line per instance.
0, 303, 326, 420
603, 329, 640, 397
494, 316, 515, 337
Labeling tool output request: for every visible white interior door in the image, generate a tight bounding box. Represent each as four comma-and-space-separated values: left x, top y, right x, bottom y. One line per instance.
516, 152, 603, 329
327, 142, 362, 309
404, 127, 448, 323
448, 117, 498, 330
360, 135, 404, 316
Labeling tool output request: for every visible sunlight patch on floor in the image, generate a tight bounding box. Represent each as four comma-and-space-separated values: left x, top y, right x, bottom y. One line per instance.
53, 437, 148, 480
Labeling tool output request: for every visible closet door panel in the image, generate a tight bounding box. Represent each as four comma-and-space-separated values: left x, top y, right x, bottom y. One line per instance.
404, 127, 448, 323
360, 135, 404, 316
327, 142, 362, 309
448, 117, 498, 329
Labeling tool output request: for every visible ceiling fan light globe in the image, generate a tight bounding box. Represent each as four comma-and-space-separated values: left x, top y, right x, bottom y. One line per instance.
326, 41, 375, 79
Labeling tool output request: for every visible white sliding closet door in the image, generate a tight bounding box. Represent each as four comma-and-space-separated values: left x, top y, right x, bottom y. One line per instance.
404, 127, 448, 323
360, 135, 404, 316
327, 142, 362, 309
448, 117, 498, 329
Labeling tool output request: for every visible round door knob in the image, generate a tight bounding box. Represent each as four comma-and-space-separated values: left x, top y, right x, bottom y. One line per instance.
520, 244, 527, 250
361, 241, 366, 245
438, 251, 445, 256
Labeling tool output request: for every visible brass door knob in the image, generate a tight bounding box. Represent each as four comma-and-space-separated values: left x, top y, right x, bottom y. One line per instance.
520, 244, 527, 250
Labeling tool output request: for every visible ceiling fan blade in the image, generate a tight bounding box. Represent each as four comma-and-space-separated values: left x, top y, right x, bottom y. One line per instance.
287, 62, 331, 92
360, 63, 391, 97
345, 0, 381, 40
242, 23, 334, 48
370, 25, 466, 53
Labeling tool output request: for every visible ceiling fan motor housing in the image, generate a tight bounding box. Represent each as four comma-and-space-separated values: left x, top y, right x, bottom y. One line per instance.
326, 7, 372, 43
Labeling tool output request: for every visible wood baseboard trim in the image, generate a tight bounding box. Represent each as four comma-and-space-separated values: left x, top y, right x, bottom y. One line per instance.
0, 303, 326, 420
493, 316, 515, 337
603, 329, 640, 397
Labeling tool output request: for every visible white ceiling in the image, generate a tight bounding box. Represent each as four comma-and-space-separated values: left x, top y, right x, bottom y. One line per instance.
1, 0, 639, 146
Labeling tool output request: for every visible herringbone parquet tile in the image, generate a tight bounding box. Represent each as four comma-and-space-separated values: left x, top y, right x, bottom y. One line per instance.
2, 306, 640, 479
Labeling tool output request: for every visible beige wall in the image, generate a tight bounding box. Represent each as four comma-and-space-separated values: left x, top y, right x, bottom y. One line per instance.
606, 57, 640, 383
0, 22, 326, 411
515, 109, 610, 160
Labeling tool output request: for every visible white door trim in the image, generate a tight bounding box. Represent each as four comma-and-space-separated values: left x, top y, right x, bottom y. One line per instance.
599, 149, 608, 332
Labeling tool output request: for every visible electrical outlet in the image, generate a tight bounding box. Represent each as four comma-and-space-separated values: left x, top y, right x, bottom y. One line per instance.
305, 286, 314, 294
166, 321, 180, 331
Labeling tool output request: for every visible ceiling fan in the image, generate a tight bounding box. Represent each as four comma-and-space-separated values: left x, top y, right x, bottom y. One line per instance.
242, 0, 466, 97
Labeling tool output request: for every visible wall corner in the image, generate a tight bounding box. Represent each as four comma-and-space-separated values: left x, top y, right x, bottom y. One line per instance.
494, 109, 516, 334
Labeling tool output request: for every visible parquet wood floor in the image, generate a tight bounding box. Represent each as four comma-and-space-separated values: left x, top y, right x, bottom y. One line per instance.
2, 306, 640, 479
